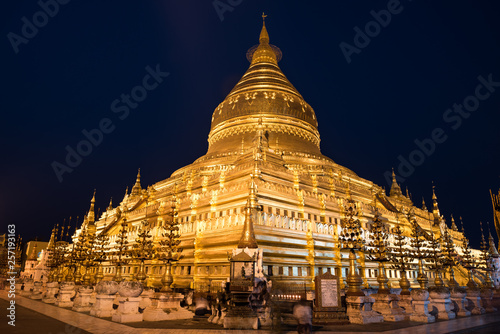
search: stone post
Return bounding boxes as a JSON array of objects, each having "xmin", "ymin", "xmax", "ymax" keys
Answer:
[
  {"xmin": 480, "ymin": 288, "xmax": 497, "ymax": 313},
  {"xmin": 409, "ymin": 289, "xmax": 435, "ymax": 323},
  {"xmin": 345, "ymin": 251, "xmax": 383, "ymax": 324},
  {"xmin": 15, "ymin": 282, "xmax": 23, "ymax": 293},
  {"xmin": 30, "ymin": 281, "xmax": 43, "ymax": 300},
  {"xmin": 143, "ymin": 292, "xmax": 194, "ymax": 321},
  {"xmin": 345, "ymin": 293, "xmax": 384, "ymax": 324},
  {"xmin": 55, "ymin": 281, "xmax": 76, "ymax": 308},
  {"xmin": 449, "ymin": 287, "xmax": 471, "ymax": 317},
  {"xmin": 398, "ymin": 294, "xmax": 412, "ymax": 319},
  {"xmin": 371, "ymin": 293, "xmax": 405, "ymax": 322},
  {"xmin": 140, "ymin": 288, "xmax": 154, "ymax": 310},
  {"xmin": 21, "ymin": 279, "xmax": 34, "ymax": 297},
  {"xmin": 90, "ymin": 281, "xmax": 119, "ymax": 318},
  {"xmin": 112, "ymin": 281, "xmax": 144, "ymax": 323},
  {"xmin": 466, "ymin": 288, "xmax": 485, "ymax": 315},
  {"xmin": 42, "ymin": 281, "xmax": 59, "ymax": 304},
  {"xmin": 428, "ymin": 287, "xmax": 455, "ymax": 320},
  {"xmin": 92, "ymin": 294, "xmax": 116, "ymax": 317},
  {"xmin": 72, "ymin": 285, "xmax": 94, "ymax": 312}
]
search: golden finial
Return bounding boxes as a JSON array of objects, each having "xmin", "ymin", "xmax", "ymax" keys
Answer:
[
  {"xmin": 422, "ymin": 197, "xmax": 427, "ymax": 210},
  {"xmin": 66, "ymin": 216, "xmax": 72, "ymax": 239},
  {"xmin": 131, "ymin": 169, "xmax": 142, "ymax": 195},
  {"xmin": 259, "ymin": 13, "xmax": 270, "ymax": 45}
]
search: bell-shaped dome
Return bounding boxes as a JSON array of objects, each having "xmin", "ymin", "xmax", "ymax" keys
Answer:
[{"xmin": 205, "ymin": 18, "xmax": 323, "ymax": 160}]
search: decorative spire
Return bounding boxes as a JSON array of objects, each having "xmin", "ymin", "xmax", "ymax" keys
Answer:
[
  {"xmin": 248, "ymin": 14, "xmax": 279, "ymax": 65},
  {"xmin": 28, "ymin": 239, "xmax": 38, "ymax": 261},
  {"xmin": 131, "ymin": 169, "xmax": 142, "ymax": 196},
  {"xmin": 87, "ymin": 189, "xmax": 96, "ymax": 224},
  {"xmin": 259, "ymin": 12, "xmax": 269, "ymax": 44},
  {"xmin": 47, "ymin": 227, "xmax": 56, "ymax": 249},
  {"xmin": 252, "ymin": 117, "xmax": 268, "ymax": 160},
  {"xmin": 389, "ymin": 168, "xmax": 403, "ymax": 197},
  {"xmin": 421, "ymin": 197, "xmax": 427, "ymax": 211},
  {"xmin": 238, "ymin": 173, "xmax": 258, "ymax": 249},
  {"xmin": 488, "ymin": 222, "xmax": 500, "ymax": 258},
  {"xmin": 432, "ymin": 183, "xmax": 441, "ymax": 226},
  {"xmin": 480, "ymin": 221, "xmax": 487, "ymax": 249},
  {"xmin": 450, "ymin": 215, "xmax": 458, "ymax": 231},
  {"xmin": 490, "ymin": 189, "xmax": 500, "ymax": 248},
  {"xmin": 60, "ymin": 218, "xmax": 66, "ymax": 240},
  {"xmin": 107, "ymin": 197, "xmax": 113, "ymax": 211},
  {"xmin": 65, "ymin": 217, "xmax": 72, "ymax": 240}
]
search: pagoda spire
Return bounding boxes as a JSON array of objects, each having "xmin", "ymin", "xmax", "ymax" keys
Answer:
[
  {"xmin": 432, "ymin": 183, "xmax": 442, "ymax": 226},
  {"xmin": 87, "ymin": 189, "xmax": 96, "ymax": 225},
  {"xmin": 490, "ymin": 189, "xmax": 500, "ymax": 248},
  {"xmin": 488, "ymin": 222, "xmax": 500, "ymax": 258},
  {"xmin": 131, "ymin": 169, "xmax": 142, "ymax": 195},
  {"xmin": 250, "ymin": 13, "xmax": 278, "ymax": 65},
  {"xmin": 450, "ymin": 215, "xmax": 458, "ymax": 231},
  {"xmin": 107, "ymin": 197, "xmax": 113, "ymax": 211},
  {"xmin": 238, "ymin": 173, "xmax": 258, "ymax": 249},
  {"xmin": 47, "ymin": 227, "xmax": 56, "ymax": 249},
  {"xmin": 421, "ymin": 197, "xmax": 427, "ymax": 211},
  {"xmin": 259, "ymin": 12, "xmax": 269, "ymax": 44},
  {"xmin": 28, "ymin": 239, "xmax": 38, "ymax": 261},
  {"xmin": 389, "ymin": 168, "xmax": 403, "ymax": 197}
]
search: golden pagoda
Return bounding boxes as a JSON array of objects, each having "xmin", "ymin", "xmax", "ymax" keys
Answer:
[{"xmin": 77, "ymin": 17, "xmax": 473, "ymax": 290}]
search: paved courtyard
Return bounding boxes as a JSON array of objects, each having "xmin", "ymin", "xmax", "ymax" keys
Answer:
[{"xmin": 2, "ymin": 291, "xmax": 500, "ymax": 334}]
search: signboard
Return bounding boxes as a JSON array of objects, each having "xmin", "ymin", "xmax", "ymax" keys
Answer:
[
  {"xmin": 320, "ymin": 278, "xmax": 338, "ymax": 307},
  {"xmin": 314, "ymin": 269, "xmax": 342, "ymax": 310},
  {"xmin": 313, "ymin": 269, "xmax": 348, "ymax": 324}
]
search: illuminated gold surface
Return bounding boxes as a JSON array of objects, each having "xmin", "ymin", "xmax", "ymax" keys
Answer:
[{"xmin": 55, "ymin": 18, "xmax": 480, "ymax": 291}]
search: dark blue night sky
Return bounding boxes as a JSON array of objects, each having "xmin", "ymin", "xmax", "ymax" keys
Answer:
[{"xmin": 1, "ymin": 0, "xmax": 500, "ymax": 249}]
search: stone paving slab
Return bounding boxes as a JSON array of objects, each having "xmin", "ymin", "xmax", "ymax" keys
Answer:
[
  {"xmin": 0, "ymin": 298, "xmax": 92, "ymax": 334},
  {"xmin": 2, "ymin": 290, "xmax": 500, "ymax": 334}
]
